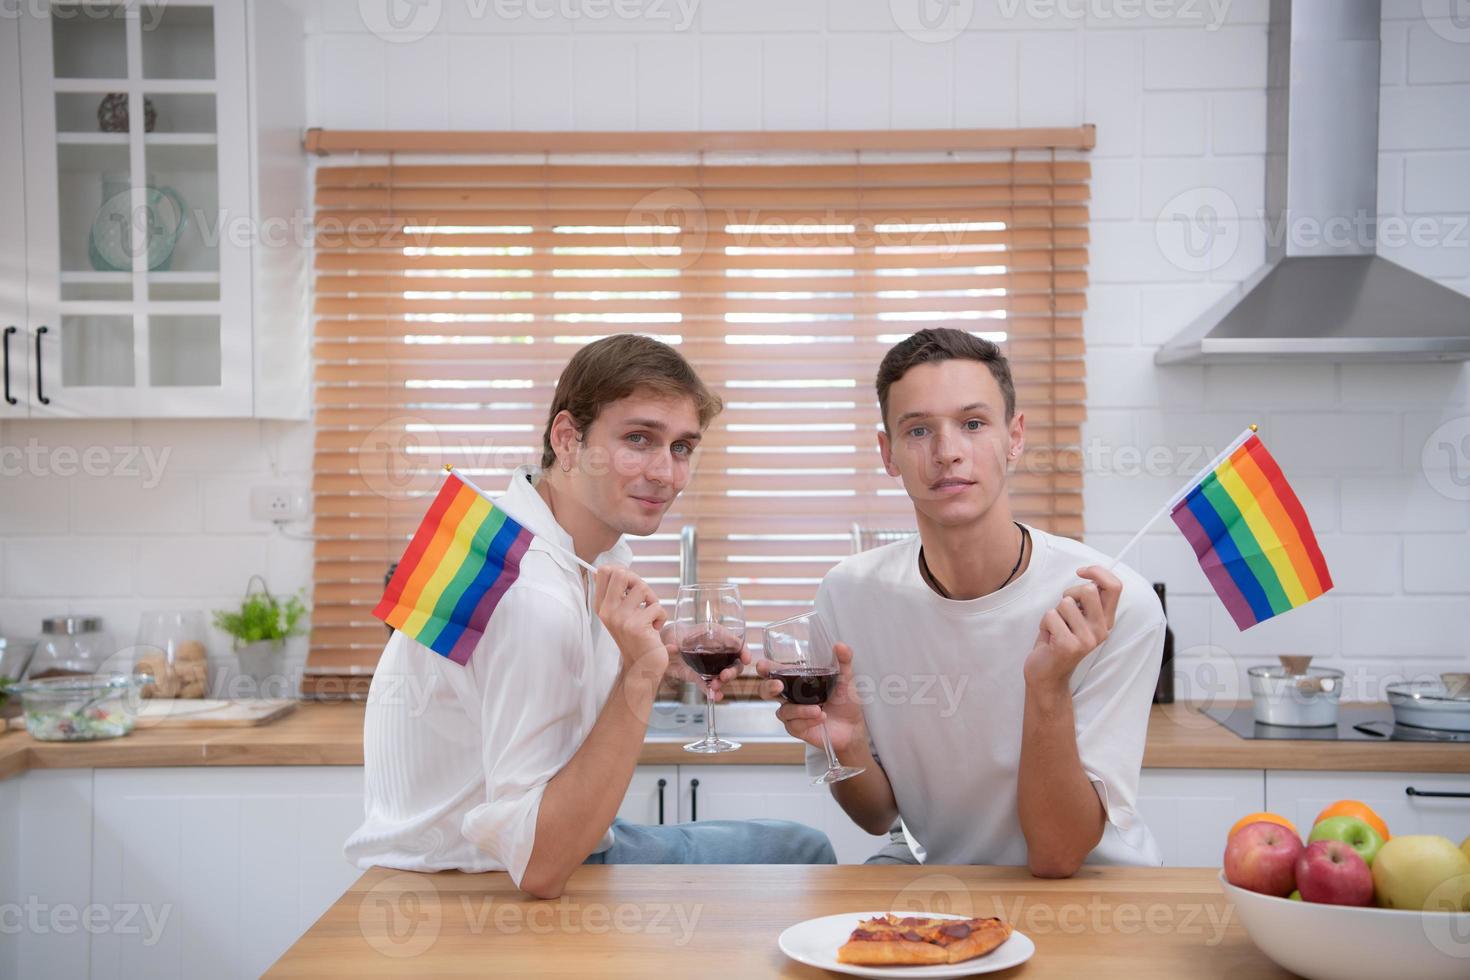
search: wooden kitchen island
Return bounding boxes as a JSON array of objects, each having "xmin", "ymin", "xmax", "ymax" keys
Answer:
[{"xmin": 265, "ymin": 864, "xmax": 1291, "ymax": 978}]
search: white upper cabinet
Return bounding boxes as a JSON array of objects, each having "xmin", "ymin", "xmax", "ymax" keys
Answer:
[{"xmin": 5, "ymin": 0, "xmax": 308, "ymax": 419}]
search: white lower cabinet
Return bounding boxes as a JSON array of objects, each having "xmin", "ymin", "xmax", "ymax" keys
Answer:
[
  {"xmin": 1135, "ymin": 769, "xmax": 1266, "ymax": 867},
  {"xmin": 1265, "ymin": 771, "xmax": 1470, "ymax": 841},
  {"xmin": 675, "ymin": 765, "xmax": 892, "ymax": 865},
  {"xmin": 6, "ymin": 767, "xmax": 364, "ymax": 980},
  {"xmin": 617, "ymin": 765, "xmax": 678, "ymax": 827}
]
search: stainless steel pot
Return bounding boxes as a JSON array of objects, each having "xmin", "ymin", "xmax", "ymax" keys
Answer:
[
  {"xmin": 1386, "ymin": 680, "xmax": 1470, "ymax": 733},
  {"xmin": 1249, "ymin": 663, "xmax": 1343, "ymax": 727}
]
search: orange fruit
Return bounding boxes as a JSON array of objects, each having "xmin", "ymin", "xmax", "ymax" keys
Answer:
[
  {"xmin": 1314, "ymin": 800, "xmax": 1390, "ymax": 842},
  {"xmin": 1228, "ymin": 812, "xmax": 1298, "ymax": 840}
]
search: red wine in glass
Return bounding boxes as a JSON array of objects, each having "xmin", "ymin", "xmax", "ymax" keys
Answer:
[
  {"xmin": 680, "ymin": 639, "xmax": 744, "ymax": 679},
  {"xmin": 770, "ymin": 666, "xmax": 838, "ymax": 705}
]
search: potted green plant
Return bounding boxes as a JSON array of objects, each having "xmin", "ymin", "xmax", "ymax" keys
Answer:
[{"xmin": 212, "ymin": 577, "xmax": 307, "ymax": 692}]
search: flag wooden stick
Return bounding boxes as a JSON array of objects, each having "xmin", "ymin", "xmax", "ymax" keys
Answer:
[
  {"xmin": 445, "ymin": 465, "xmax": 599, "ymax": 574},
  {"xmin": 1105, "ymin": 424, "xmax": 1258, "ymax": 571}
]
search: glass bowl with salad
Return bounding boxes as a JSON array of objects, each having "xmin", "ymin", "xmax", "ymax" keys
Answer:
[{"xmin": 7, "ymin": 673, "xmax": 146, "ymax": 741}]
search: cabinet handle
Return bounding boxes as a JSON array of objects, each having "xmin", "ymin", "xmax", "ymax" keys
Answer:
[
  {"xmin": 1406, "ymin": 786, "xmax": 1470, "ymax": 800},
  {"xmin": 656, "ymin": 777, "xmax": 667, "ymax": 825},
  {"xmin": 34, "ymin": 326, "xmax": 50, "ymax": 405},
  {"xmin": 690, "ymin": 777, "xmax": 699, "ymax": 822},
  {"xmin": 2, "ymin": 327, "xmax": 15, "ymax": 406}
]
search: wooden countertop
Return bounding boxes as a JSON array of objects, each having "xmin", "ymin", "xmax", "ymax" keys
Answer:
[
  {"xmin": 0, "ymin": 701, "xmax": 1467, "ymax": 779},
  {"xmin": 265, "ymin": 864, "xmax": 1290, "ymax": 978}
]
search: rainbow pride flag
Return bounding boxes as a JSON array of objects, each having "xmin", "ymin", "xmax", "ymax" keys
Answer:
[
  {"xmin": 1169, "ymin": 431, "xmax": 1332, "ymax": 630},
  {"xmin": 373, "ymin": 471, "xmax": 535, "ymax": 664}
]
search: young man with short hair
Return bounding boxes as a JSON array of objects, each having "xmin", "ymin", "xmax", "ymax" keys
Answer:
[
  {"xmin": 762, "ymin": 328, "xmax": 1164, "ymax": 876},
  {"xmin": 348, "ymin": 335, "xmax": 834, "ymax": 899}
]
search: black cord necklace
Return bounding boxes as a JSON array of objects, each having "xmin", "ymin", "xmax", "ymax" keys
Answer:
[{"xmin": 920, "ymin": 522, "xmax": 1029, "ymax": 600}]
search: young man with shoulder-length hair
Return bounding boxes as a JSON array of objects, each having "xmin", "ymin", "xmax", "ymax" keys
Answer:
[
  {"xmin": 348, "ymin": 335, "xmax": 834, "ymax": 899},
  {"xmin": 762, "ymin": 327, "xmax": 1164, "ymax": 876}
]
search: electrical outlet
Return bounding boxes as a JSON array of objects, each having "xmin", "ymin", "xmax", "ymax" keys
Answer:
[{"xmin": 250, "ymin": 486, "xmax": 311, "ymax": 523}]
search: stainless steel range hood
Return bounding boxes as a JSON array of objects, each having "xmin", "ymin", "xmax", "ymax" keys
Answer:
[{"xmin": 1154, "ymin": 0, "xmax": 1470, "ymax": 365}]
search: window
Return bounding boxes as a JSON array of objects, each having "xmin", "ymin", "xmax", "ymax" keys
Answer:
[{"xmin": 307, "ymin": 132, "xmax": 1091, "ymax": 679}]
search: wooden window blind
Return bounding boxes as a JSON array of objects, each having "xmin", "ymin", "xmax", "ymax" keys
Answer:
[{"xmin": 308, "ymin": 132, "xmax": 1090, "ymax": 679}]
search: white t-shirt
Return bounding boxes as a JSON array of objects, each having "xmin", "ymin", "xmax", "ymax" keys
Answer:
[
  {"xmin": 808, "ymin": 526, "xmax": 1166, "ymax": 868},
  {"xmin": 343, "ymin": 466, "xmax": 631, "ymax": 886}
]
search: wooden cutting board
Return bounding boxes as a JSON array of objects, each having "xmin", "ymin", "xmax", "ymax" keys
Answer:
[{"xmin": 7, "ymin": 698, "xmax": 297, "ymax": 730}]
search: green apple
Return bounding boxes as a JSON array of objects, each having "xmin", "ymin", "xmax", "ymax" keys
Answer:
[
  {"xmin": 1309, "ymin": 815, "xmax": 1385, "ymax": 867},
  {"xmin": 1372, "ymin": 835, "xmax": 1470, "ymax": 912},
  {"xmin": 1288, "ymin": 890, "xmax": 1302, "ymax": 901}
]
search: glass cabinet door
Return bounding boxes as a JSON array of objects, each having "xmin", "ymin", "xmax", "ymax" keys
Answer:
[
  {"xmin": 22, "ymin": 0, "xmax": 251, "ymax": 417},
  {"xmin": 1, "ymin": 13, "xmax": 29, "ymax": 416}
]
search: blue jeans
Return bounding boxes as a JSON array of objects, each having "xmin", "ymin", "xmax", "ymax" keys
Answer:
[{"xmin": 584, "ymin": 817, "xmax": 836, "ymax": 865}]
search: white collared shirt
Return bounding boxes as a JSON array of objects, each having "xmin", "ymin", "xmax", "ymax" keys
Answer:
[
  {"xmin": 344, "ymin": 466, "xmax": 633, "ymax": 885},
  {"xmin": 807, "ymin": 527, "xmax": 1166, "ymax": 868}
]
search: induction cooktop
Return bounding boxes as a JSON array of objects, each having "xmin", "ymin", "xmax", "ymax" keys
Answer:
[{"xmin": 1201, "ymin": 704, "xmax": 1470, "ymax": 742}]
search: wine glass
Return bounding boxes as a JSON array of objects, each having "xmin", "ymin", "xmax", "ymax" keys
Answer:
[
  {"xmin": 675, "ymin": 583, "xmax": 745, "ymax": 755},
  {"xmin": 763, "ymin": 610, "xmax": 865, "ymax": 785}
]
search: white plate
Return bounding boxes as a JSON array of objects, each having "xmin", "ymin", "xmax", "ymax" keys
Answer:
[{"xmin": 777, "ymin": 912, "xmax": 1035, "ymax": 978}]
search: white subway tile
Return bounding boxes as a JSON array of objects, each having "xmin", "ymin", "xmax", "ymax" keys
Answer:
[
  {"xmin": 1084, "ymin": 282, "xmax": 1141, "ymax": 345},
  {"xmin": 637, "ymin": 39, "xmax": 700, "ymax": 129},
  {"xmin": 1403, "ymin": 153, "xmax": 1470, "ymax": 213},
  {"xmin": 137, "ymin": 539, "xmax": 272, "ymax": 599},
  {"xmin": 1341, "ymin": 475, "xmax": 1470, "ymax": 533},
  {"xmin": 701, "ymin": 0, "xmax": 824, "ymax": 32},
  {"xmin": 1408, "ymin": 23, "xmax": 1470, "ymax": 84},
  {"xmin": 825, "ymin": 0, "xmax": 898, "ymax": 32},
  {"xmin": 202, "ymin": 477, "xmax": 267, "ymax": 535},
  {"xmin": 1376, "ymin": 152, "xmax": 1405, "ymax": 219},
  {"xmin": 447, "ymin": 37, "xmax": 514, "ymax": 128},
  {"xmin": 1143, "ymin": 26, "xmax": 1266, "ymax": 91},
  {"xmin": 1404, "ymin": 409, "xmax": 1470, "ymax": 473},
  {"xmin": 954, "ymin": 34, "xmax": 1017, "ymax": 128},
  {"xmin": 891, "ymin": 37, "xmax": 954, "ymax": 128},
  {"xmin": 827, "ymin": 36, "xmax": 891, "ymax": 129},
  {"xmin": 571, "ymin": 38, "xmax": 637, "ymax": 129},
  {"xmin": 700, "ymin": 37, "xmax": 761, "ymax": 129},
  {"xmin": 313, "ymin": 35, "xmax": 386, "ymax": 129},
  {"xmin": 1089, "ymin": 220, "xmax": 1198, "ymax": 284},
  {"xmin": 1083, "ymin": 472, "xmax": 1187, "ymax": 532},
  {"xmin": 1083, "ymin": 32, "xmax": 1142, "ymax": 157},
  {"xmin": 1207, "ymin": 591, "xmax": 1339, "ymax": 664},
  {"xmin": 1142, "ymin": 92, "xmax": 1206, "ymax": 157},
  {"xmin": 1342, "ymin": 362, "xmax": 1470, "ymax": 407},
  {"xmin": 4, "ymin": 538, "xmax": 138, "ymax": 598},
  {"xmin": 1136, "ymin": 532, "xmax": 1215, "ymax": 597},
  {"xmin": 444, "ymin": 0, "xmax": 574, "ymax": 33},
  {"xmin": 0, "ymin": 474, "xmax": 69, "ymax": 535},
  {"xmin": 1380, "ymin": 19, "xmax": 1408, "ymax": 85},
  {"xmin": 512, "ymin": 37, "xmax": 574, "ymax": 129},
  {"xmin": 1403, "ymin": 534, "xmax": 1470, "ymax": 593},
  {"xmin": 1088, "ymin": 158, "xmax": 1140, "ymax": 221},
  {"xmin": 1341, "ymin": 598, "xmax": 1470, "ymax": 659},
  {"xmin": 72, "ymin": 474, "xmax": 202, "ymax": 535},
  {"xmin": 386, "ymin": 36, "xmax": 448, "ymax": 129},
  {"xmin": 133, "ymin": 421, "xmax": 268, "ymax": 474},
  {"xmin": 1200, "ymin": 363, "xmax": 1338, "ymax": 410},
  {"xmin": 1017, "ymin": 33, "xmax": 1078, "ymax": 125},
  {"xmin": 1085, "ymin": 345, "xmax": 1205, "ymax": 408},
  {"xmin": 1139, "ymin": 282, "xmax": 1232, "ymax": 346},
  {"xmin": 763, "ymin": 37, "xmax": 825, "ymax": 130},
  {"xmin": 1210, "ymin": 90, "xmax": 1266, "ymax": 155},
  {"xmin": 1317, "ymin": 535, "xmax": 1400, "ymax": 595},
  {"xmin": 570, "ymin": 0, "xmax": 701, "ymax": 32},
  {"xmin": 1266, "ymin": 412, "xmax": 1399, "ymax": 474},
  {"xmin": 1138, "ymin": 157, "xmax": 1263, "ymax": 222},
  {"xmin": 1380, "ymin": 85, "xmax": 1470, "ymax": 150}
]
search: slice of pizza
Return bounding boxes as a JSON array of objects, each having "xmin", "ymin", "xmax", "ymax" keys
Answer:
[{"xmin": 836, "ymin": 913, "xmax": 1013, "ymax": 966}]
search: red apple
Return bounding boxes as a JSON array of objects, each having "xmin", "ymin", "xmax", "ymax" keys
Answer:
[
  {"xmin": 1295, "ymin": 839, "xmax": 1374, "ymax": 906},
  {"xmin": 1224, "ymin": 821, "xmax": 1305, "ymax": 897}
]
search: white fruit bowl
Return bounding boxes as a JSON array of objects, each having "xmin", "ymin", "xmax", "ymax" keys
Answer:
[{"xmin": 1220, "ymin": 871, "xmax": 1470, "ymax": 980}]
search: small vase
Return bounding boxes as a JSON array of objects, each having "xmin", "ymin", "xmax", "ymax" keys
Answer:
[{"xmin": 234, "ymin": 640, "xmax": 285, "ymax": 695}]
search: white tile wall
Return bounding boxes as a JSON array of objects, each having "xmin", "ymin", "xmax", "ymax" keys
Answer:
[
  {"xmin": 6, "ymin": 3, "xmax": 1466, "ymax": 703},
  {"xmin": 0, "ymin": 419, "xmax": 314, "ymax": 689}
]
